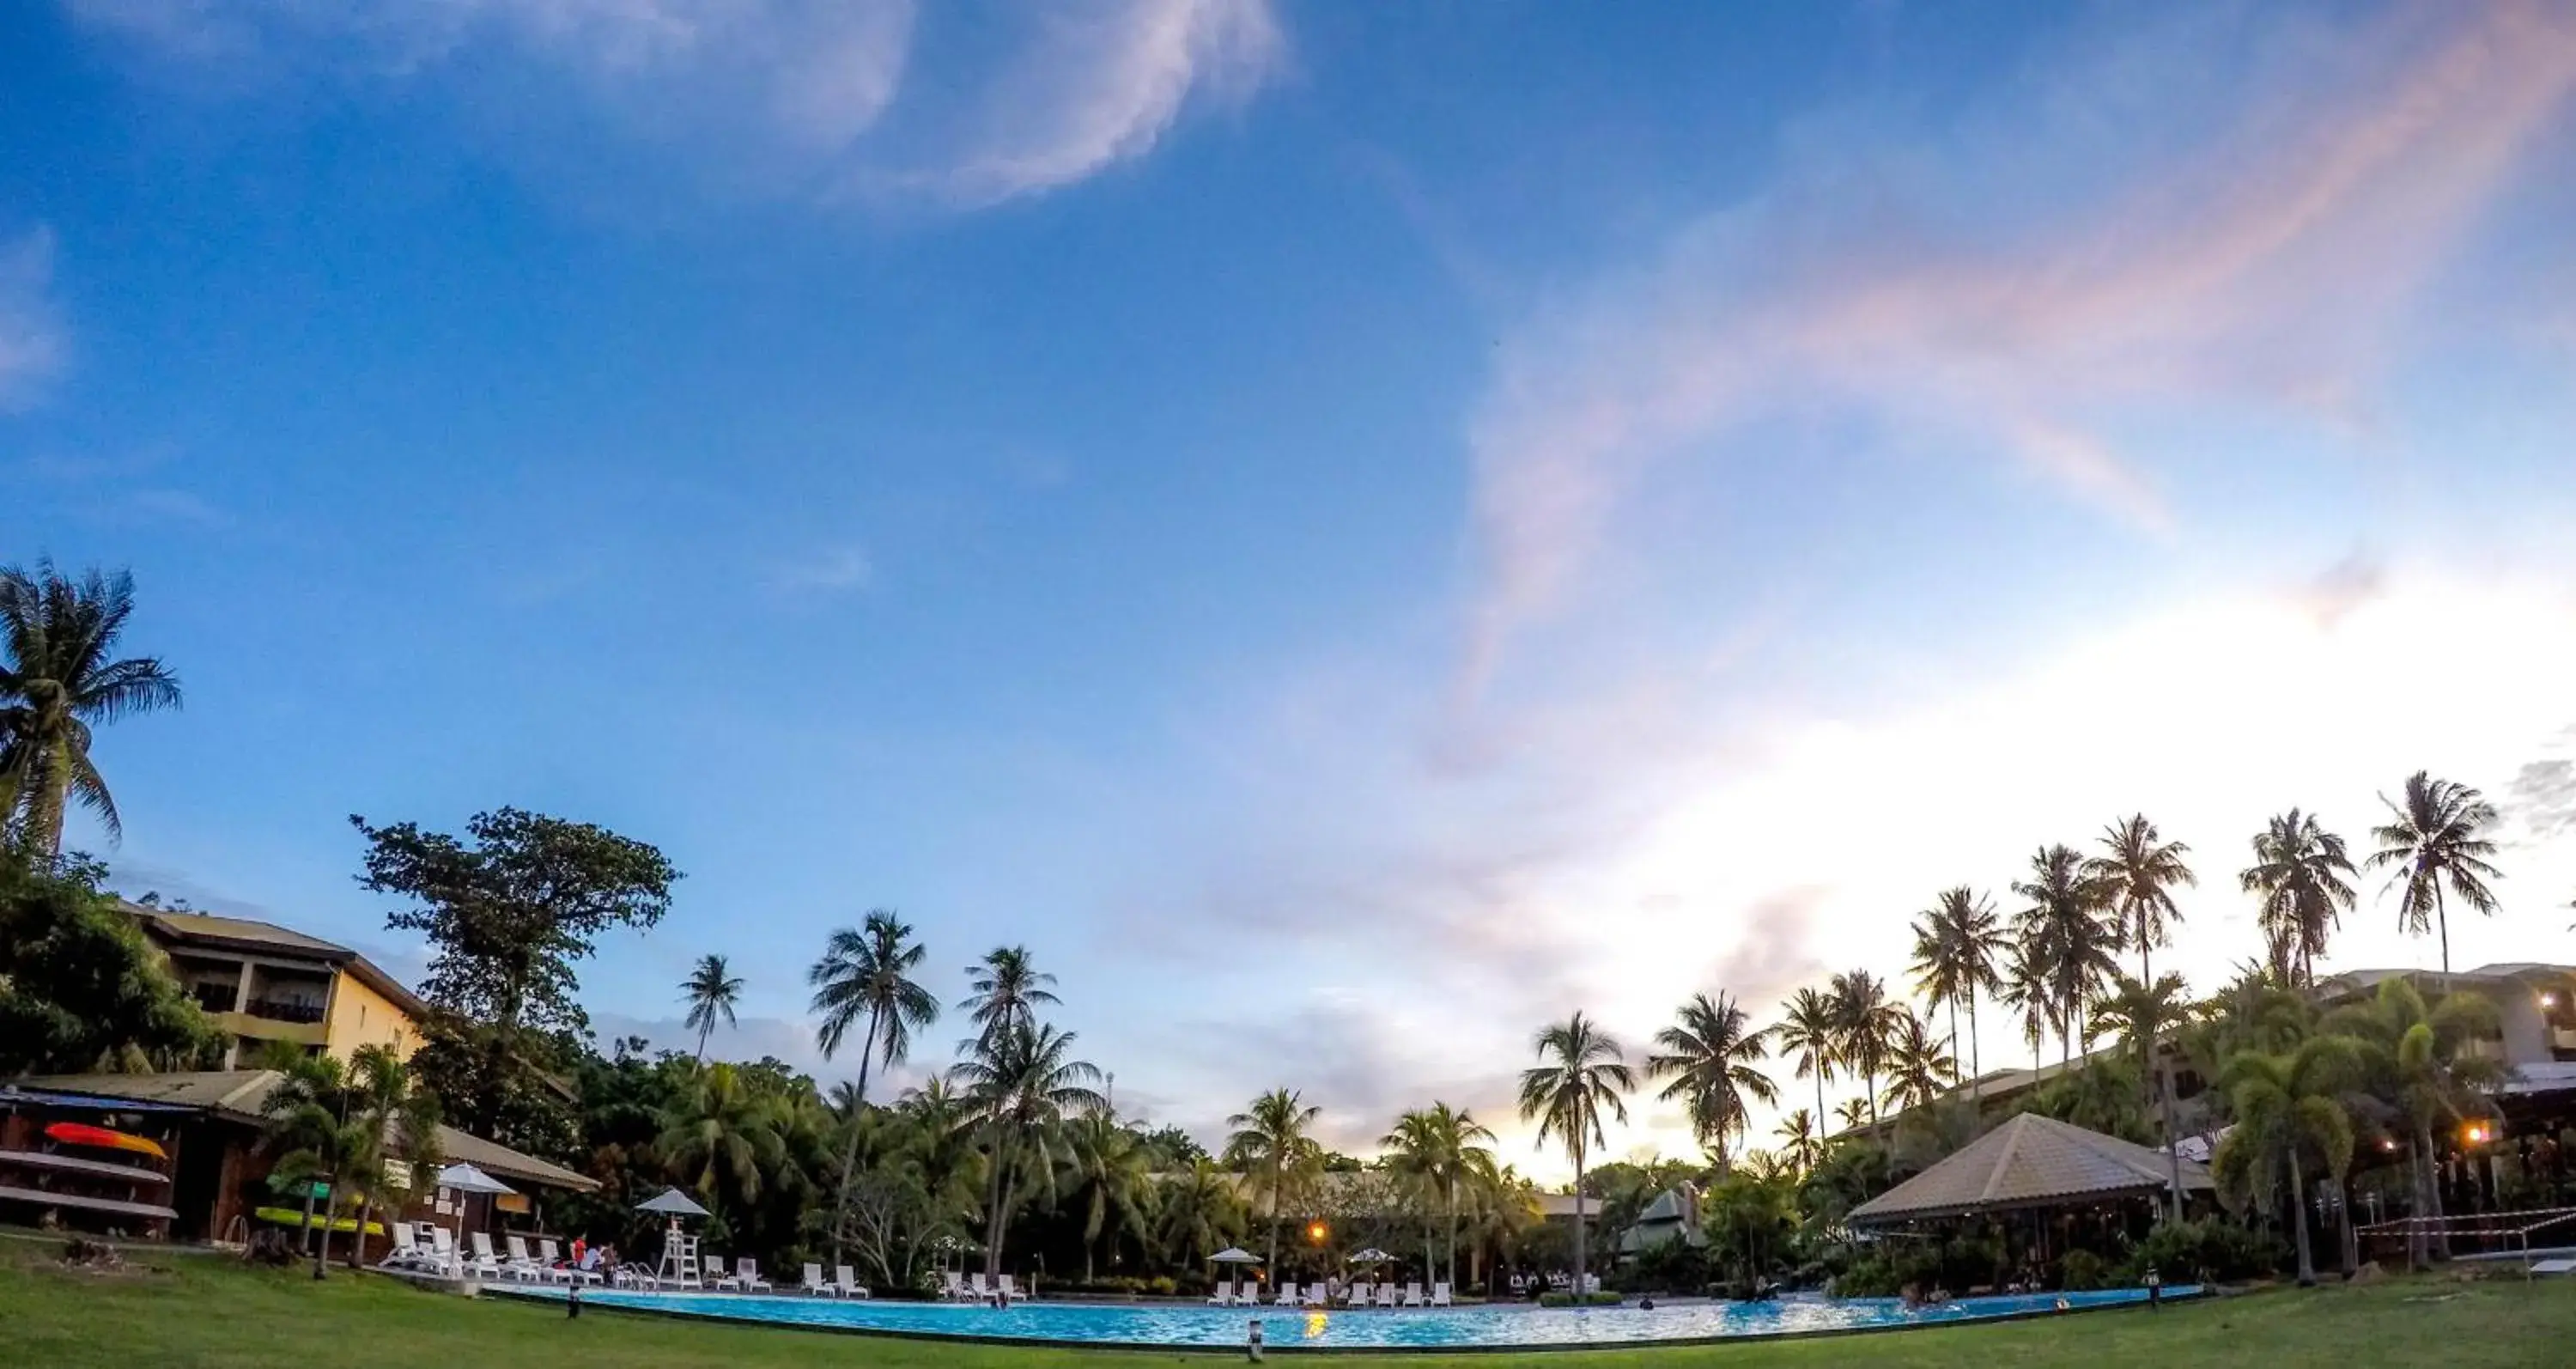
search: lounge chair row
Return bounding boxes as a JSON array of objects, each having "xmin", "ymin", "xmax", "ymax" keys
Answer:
[
  {"xmin": 1206, "ymin": 1279, "xmax": 1451, "ymax": 1307},
  {"xmin": 377, "ymin": 1226, "xmax": 865, "ymax": 1297},
  {"xmin": 938, "ymin": 1270, "xmax": 1023, "ymax": 1301}
]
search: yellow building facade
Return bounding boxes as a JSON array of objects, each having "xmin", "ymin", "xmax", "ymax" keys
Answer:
[{"xmin": 122, "ymin": 904, "xmax": 427, "ymax": 1066}]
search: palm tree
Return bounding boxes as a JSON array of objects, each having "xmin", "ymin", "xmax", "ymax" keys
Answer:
[
  {"xmin": 809, "ymin": 911, "xmax": 941, "ymax": 1264},
  {"xmin": 1877, "ymin": 1008, "xmax": 1957, "ymax": 1113},
  {"xmin": 1833, "ymin": 1097, "xmax": 1874, "ymax": 1132},
  {"xmin": 1157, "ymin": 1155, "xmax": 1249, "ymax": 1269},
  {"xmin": 1224, "ymin": 1087, "xmax": 1322, "ymax": 1274},
  {"xmin": 1999, "ymin": 934, "xmax": 2056, "ymax": 1074},
  {"xmin": 342, "ymin": 1045, "xmax": 440, "ymax": 1271},
  {"xmin": 1828, "ymin": 970, "xmax": 1901, "ymax": 1127},
  {"xmin": 258, "ymin": 1051, "xmax": 368, "ymax": 1281},
  {"xmin": 0, "ymin": 561, "xmax": 182, "ymax": 858},
  {"xmin": 2015, "ymin": 844, "xmax": 2119, "ymax": 1065},
  {"xmin": 2085, "ymin": 814, "xmax": 2196, "ymax": 984},
  {"xmin": 2241, "ymin": 809, "xmax": 2359, "ymax": 987},
  {"xmin": 1771, "ymin": 1108, "xmax": 1821, "ymax": 1177},
  {"xmin": 1910, "ymin": 887, "xmax": 2008, "ymax": 1098},
  {"xmin": 1382, "ymin": 1103, "xmax": 1495, "ymax": 1289},
  {"xmin": 681, "ymin": 954, "xmax": 744, "ymax": 1064},
  {"xmin": 2210, "ymin": 1036, "xmax": 2360, "ymax": 1287},
  {"xmin": 1062, "ymin": 1110, "xmax": 1157, "ymax": 1282},
  {"xmin": 1516, "ymin": 1011, "xmax": 1634, "ymax": 1302},
  {"xmin": 2093, "ymin": 971, "xmax": 2193, "ymax": 1220},
  {"xmin": 658, "ymin": 1061, "xmax": 788, "ymax": 1208},
  {"xmin": 951, "ymin": 1020, "xmax": 1105, "ymax": 1279},
  {"xmin": 1771, "ymin": 988, "xmax": 1842, "ymax": 1135},
  {"xmin": 962, "ymin": 945, "xmax": 1060, "ymax": 1050},
  {"xmin": 2323, "ymin": 977, "xmax": 2503, "ymax": 1267},
  {"xmin": 1646, "ymin": 991, "xmax": 1778, "ymax": 1174},
  {"xmin": 2369, "ymin": 771, "xmax": 2504, "ymax": 983}
]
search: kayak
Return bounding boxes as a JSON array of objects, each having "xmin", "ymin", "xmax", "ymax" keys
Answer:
[
  {"xmin": 253, "ymin": 1206, "xmax": 386, "ymax": 1237},
  {"xmin": 43, "ymin": 1123, "xmax": 168, "ymax": 1161}
]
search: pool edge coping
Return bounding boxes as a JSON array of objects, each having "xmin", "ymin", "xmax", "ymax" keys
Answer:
[{"xmin": 489, "ymin": 1283, "xmax": 2211, "ymax": 1355}]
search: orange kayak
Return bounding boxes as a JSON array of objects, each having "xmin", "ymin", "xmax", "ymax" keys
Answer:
[{"xmin": 44, "ymin": 1123, "xmax": 168, "ymax": 1161}]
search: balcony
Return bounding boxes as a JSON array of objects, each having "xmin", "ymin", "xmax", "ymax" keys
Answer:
[
  {"xmin": 243, "ymin": 997, "xmax": 327, "ymax": 1025},
  {"xmin": 189, "ymin": 983, "xmax": 240, "ymax": 1013}
]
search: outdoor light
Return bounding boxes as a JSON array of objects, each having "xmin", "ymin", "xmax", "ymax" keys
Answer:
[
  {"xmin": 1308, "ymin": 1222, "xmax": 1328, "ymax": 1244},
  {"xmin": 2545, "ymin": 993, "xmax": 2560, "ymax": 1009}
]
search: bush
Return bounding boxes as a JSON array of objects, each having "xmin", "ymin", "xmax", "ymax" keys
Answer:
[
  {"xmin": 2113, "ymin": 1218, "xmax": 2283, "ymax": 1286},
  {"xmin": 2059, "ymin": 1250, "xmax": 2110, "ymax": 1292},
  {"xmin": 1536, "ymin": 1291, "xmax": 1624, "ymax": 1307}
]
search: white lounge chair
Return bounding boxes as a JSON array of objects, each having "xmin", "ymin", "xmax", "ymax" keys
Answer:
[
  {"xmin": 427, "ymin": 1227, "xmax": 465, "ymax": 1277},
  {"xmin": 465, "ymin": 1232, "xmax": 506, "ymax": 1280},
  {"xmin": 1401, "ymin": 1281, "xmax": 1425, "ymax": 1307},
  {"xmin": 734, "ymin": 1257, "xmax": 772, "ymax": 1293},
  {"xmin": 501, "ymin": 1234, "xmax": 543, "ymax": 1282},
  {"xmin": 1337, "ymin": 1281, "xmax": 1366, "ymax": 1307},
  {"xmin": 1272, "ymin": 1281, "xmax": 1298, "ymax": 1306},
  {"xmin": 835, "ymin": 1264, "xmax": 871, "ymax": 1299},
  {"xmin": 1431, "ymin": 1281, "xmax": 1452, "ymax": 1307},
  {"xmin": 939, "ymin": 1270, "xmax": 965, "ymax": 1300},
  {"xmin": 380, "ymin": 1224, "xmax": 424, "ymax": 1270},
  {"xmin": 997, "ymin": 1274, "xmax": 1020, "ymax": 1302},
  {"xmin": 706, "ymin": 1251, "xmax": 736, "ymax": 1289},
  {"xmin": 1206, "ymin": 1279, "xmax": 1235, "ymax": 1305},
  {"xmin": 1303, "ymin": 1282, "xmax": 1328, "ymax": 1307},
  {"xmin": 802, "ymin": 1263, "xmax": 836, "ymax": 1296},
  {"xmin": 2532, "ymin": 1258, "xmax": 2576, "ymax": 1275},
  {"xmin": 1375, "ymin": 1281, "xmax": 1400, "ymax": 1308},
  {"xmin": 966, "ymin": 1271, "xmax": 990, "ymax": 1301}
]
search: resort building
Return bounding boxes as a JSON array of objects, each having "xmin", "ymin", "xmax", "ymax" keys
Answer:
[{"xmin": 120, "ymin": 902, "xmax": 427, "ymax": 1067}]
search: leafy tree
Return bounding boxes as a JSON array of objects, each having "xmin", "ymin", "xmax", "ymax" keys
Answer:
[
  {"xmin": 0, "ymin": 560, "xmax": 182, "ymax": 858},
  {"xmin": 658, "ymin": 1061, "xmax": 788, "ymax": 1210},
  {"xmin": 1771, "ymin": 988, "xmax": 1842, "ymax": 1137},
  {"xmin": 352, "ymin": 806, "xmax": 677, "ymax": 1147},
  {"xmin": 2323, "ymin": 977, "xmax": 2502, "ymax": 1267},
  {"xmin": 258, "ymin": 1050, "xmax": 377, "ymax": 1281},
  {"xmin": 2084, "ymin": 814, "xmax": 2196, "ymax": 984},
  {"xmin": 1516, "ymin": 1011, "xmax": 1633, "ymax": 1302},
  {"xmin": 2368, "ymin": 771, "xmax": 2503, "ymax": 982},
  {"xmin": 2240, "ymin": 809, "xmax": 2357, "ymax": 986},
  {"xmin": 2093, "ymin": 971, "xmax": 2194, "ymax": 1220},
  {"xmin": 681, "ymin": 954, "xmax": 743, "ymax": 1064},
  {"xmin": 809, "ymin": 911, "xmax": 940, "ymax": 1263},
  {"xmin": 1827, "ymin": 970, "xmax": 1901, "ymax": 1127},
  {"xmin": 0, "ymin": 857, "xmax": 216, "ymax": 1073},
  {"xmin": 1909, "ymin": 887, "xmax": 2007, "ymax": 1098},
  {"xmin": 1647, "ymin": 991, "xmax": 1777, "ymax": 1174},
  {"xmin": 1877, "ymin": 1008, "xmax": 1957, "ymax": 1113},
  {"xmin": 1224, "ymin": 1087, "xmax": 1323, "ymax": 1273},
  {"xmin": 341, "ymin": 1045, "xmax": 442, "ymax": 1270},
  {"xmin": 951, "ymin": 1020, "xmax": 1104, "ymax": 1279},
  {"xmin": 2211, "ymin": 1037, "xmax": 2360, "ymax": 1287}
]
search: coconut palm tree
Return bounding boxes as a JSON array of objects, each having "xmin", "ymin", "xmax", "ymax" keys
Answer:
[
  {"xmin": 1647, "ymin": 991, "xmax": 1778, "ymax": 1174},
  {"xmin": 1516, "ymin": 1011, "xmax": 1634, "ymax": 1302},
  {"xmin": 1909, "ymin": 887, "xmax": 2008, "ymax": 1098},
  {"xmin": 809, "ymin": 911, "xmax": 942, "ymax": 1263},
  {"xmin": 681, "ymin": 954, "xmax": 744, "ymax": 1064},
  {"xmin": 1771, "ymin": 1108, "xmax": 1821, "ymax": 1177},
  {"xmin": 962, "ymin": 945, "xmax": 1061, "ymax": 1050},
  {"xmin": 1877, "ymin": 1009, "xmax": 1957, "ymax": 1113},
  {"xmin": 258, "ymin": 1051, "xmax": 369, "ymax": 1280},
  {"xmin": 658, "ymin": 1061, "xmax": 789, "ymax": 1208},
  {"xmin": 1157, "ymin": 1155, "xmax": 1249, "ymax": 1269},
  {"xmin": 1062, "ymin": 1110, "xmax": 1158, "ymax": 1282},
  {"xmin": 342, "ymin": 1045, "xmax": 440, "ymax": 1271},
  {"xmin": 2369, "ymin": 771, "xmax": 2504, "ymax": 983},
  {"xmin": 2093, "ymin": 971, "xmax": 2194, "ymax": 1220},
  {"xmin": 1833, "ymin": 1097, "xmax": 1874, "ymax": 1132},
  {"xmin": 2015, "ymin": 844, "xmax": 2119, "ymax": 1065},
  {"xmin": 1998, "ymin": 934, "xmax": 2056, "ymax": 1074},
  {"xmin": 2210, "ymin": 1036, "xmax": 2360, "ymax": 1287},
  {"xmin": 2241, "ymin": 809, "xmax": 2358, "ymax": 987},
  {"xmin": 2322, "ymin": 977, "xmax": 2504, "ymax": 1268},
  {"xmin": 1828, "ymin": 970, "xmax": 1902, "ymax": 1128},
  {"xmin": 1772, "ymin": 988, "xmax": 1842, "ymax": 1135},
  {"xmin": 951, "ymin": 1020, "xmax": 1106, "ymax": 1279},
  {"xmin": 2085, "ymin": 814, "xmax": 2196, "ymax": 984},
  {"xmin": 1224, "ymin": 1087, "xmax": 1322, "ymax": 1274},
  {"xmin": 1382, "ymin": 1102, "xmax": 1495, "ymax": 1289},
  {"xmin": 0, "ymin": 561, "xmax": 183, "ymax": 858}
]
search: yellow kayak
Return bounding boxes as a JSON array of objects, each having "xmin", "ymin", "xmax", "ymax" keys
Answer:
[{"xmin": 252, "ymin": 1207, "xmax": 386, "ymax": 1237}]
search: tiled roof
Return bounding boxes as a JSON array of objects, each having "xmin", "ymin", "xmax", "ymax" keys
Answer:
[{"xmin": 1846, "ymin": 1113, "xmax": 2210, "ymax": 1226}]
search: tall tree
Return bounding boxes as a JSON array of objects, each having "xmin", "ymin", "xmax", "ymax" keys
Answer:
[
  {"xmin": 0, "ymin": 856, "xmax": 216, "ymax": 1074},
  {"xmin": 1062, "ymin": 1110, "xmax": 1158, "ymax": 1282},
  {"xmin": 810, "ymin": 911, "xmax": 942, "ymax": 1264},
  {"xmin": 1877, "ymin": 1008, "xmax": 1958, "ymax": 1113},
  {"xmin": 1516, "ymin": 1011, "xmax": 1633, "ymax": 1304},
  {"xmin": 2093, "ymin": 971, "xmax": 2194, "ymax": 1220},
  {"xmin": 2014, "ymin": 844, "xmax": 2118, "ymax": 1066},
  {"xmin": 1771, "ymin": 988, "xmax": 1841, "ymax": 1135},
  {"xmin": 2323, "ymin": 977, "xmax": 2503, "ymax": 1268},
  {"xmin": 1909, "ymin": 887, "xmax": 2008, "ymax": 1098},
  {"xmin": 1827, "ymin": 970, "xmax": 1901, "ymax": 1128},
  {"xmin": 2369, "ymin": 771, "xmax": 2504, "ymax": 983},
  {"xmin": 343, "ymin": 1044, "xmax": 441, "ymax": 1271},
  {"xmin": 951, "ymin": 1020, "xmax": 1104, "ymax": 1279},
  {"xmin": 258, "ymin": 1051, "xmax": 374, "ymax": 1281},
  {"xmin": 1157, "ymin": 1156, "xmax": 1250, "ymax": 1269},
  {"xmin": 1224, "ymin": 1087, "xmax": 1323, "ymax": 1275},
  {"xmin": 2241, "ymin": 809, "xmax": 2358, "ymax": 987},
  {"xmin": 1998, "ymin": 934, "xmax": 2056, "ymax": 1074},
  {"xmin": 1646, "ymin": 991, "xmax": 1777, "ymax": 1174},
  {"xmin": 352, "ymin": 807, "xmax": 677, "ymax": 1146},
  {"xmin": 657, "ymin": 1061, "xmax": 788, "ymax": 1208},
  {"xmin": 681, "ymin": 954, "xmax": 744, "ymax": 1064},
  {"xmin": 2085, "ymin": 814, "xmax": 2196, "ymax": 984},
  {"xmin": 961, "ymin": 946, "xmax": 1059, "ymax": 1050},
  {"xmin": 2210, "ymin": 1037, "xmax": 2360, "ymax": 1287},
  {"xmin": 1771, "ymin": 1108, "xmax": 1821, "ymax": 1176},
  {"xmin": 0, "ymin": 560, "xmax": 182, "ymax": 859}
]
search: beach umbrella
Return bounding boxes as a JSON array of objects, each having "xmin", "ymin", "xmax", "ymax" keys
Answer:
[
  {"xmin": 1348, "ymin": 1248, "xmax": 1392, "ymax": 1264},
  {"xmin": 1211, "ymin": 1246, "xmax": 1261, "ymax": 1292},
  {"xmin": 635, "ymin": 1187, "xmax": 710, "ymax": 1218},
  {"xmin": 434, "ymin": 1163, "xmax": 516, "ymax": 1264}
]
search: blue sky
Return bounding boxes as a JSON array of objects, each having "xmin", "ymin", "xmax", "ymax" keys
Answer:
[{"xmin": 8, "ymin": 0, "xmax": 2576, "ymax": 1170}]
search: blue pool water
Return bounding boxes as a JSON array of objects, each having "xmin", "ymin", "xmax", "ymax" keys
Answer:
[{"xmin": 507, "ymin": 1284, "xmax": 2198, "ymax": 1350}]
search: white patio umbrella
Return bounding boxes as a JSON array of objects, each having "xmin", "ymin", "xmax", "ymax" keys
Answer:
[
  {"xmin": 1347, "ymin": 1247, "xmax": 1392, "ymax": 1265},
  {"xmin": 1211, "ymin": 1246, "xmax": 1261, "ymax": 1294},
  {"xmin": 434, "ymin": 1163, "xmax": 517, "ymax": 1269},
  {"xmin": 635, "ymin": 1187, "xmax": 710, "ymax": 1217},
  {"xmin": 639, "ymin": 1187, "xmax": 712, "ymax": 1282}
]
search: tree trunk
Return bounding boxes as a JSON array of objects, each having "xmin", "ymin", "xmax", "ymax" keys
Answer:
[
  {"xmin": 829, "ymin": 1009, "xmax": 883, "ymax": 1267},
  {"xmin": 351, "ymin": 1195, "xmax": 372, "ymax": 1270},
  {"xmin": 1813, "ymin": 1074, "xmax": 1826, "ymax": 1139},
  {"xmin": 20, "ymin": 733, "xmax": 67, "ymax": 859},
  {"xmin": 1967, "ymin": 986, "xmax": 1984, "ymax": 1104},
  {"xmin": 297, "ymin": 1178, "xmax": 320, "ymax": 1256},
  {"xmin": 2404, "ymin": 1136, "xmax": 2428, "ymax": 1270},
  {"xmin": 1571, "ymin": 1142, "xmax": 1589, "ymax": 1303},
  {"xmin": 2418, "ymin": 1122, "xmax": 2451, "ymax": 1260},
  {"xmin": 1267, "ymin": 1169, "xmax": 1282, "ymax": 1272},
  {"xmin": 313, "ymin": 1180, "xmax": 340, "ymax": 1281},
  {"xmin": 2435, "ymin": 884, "xmax": 2451, "ymax": 987},
  {"xmin": 1445, "ymin": 1177, "xmax": 1458, "ymax": 1292},
  {"xmin": 2156, "ymin": 1058, "xmax": 2184, "ymax": 1223},
  {"xmin": 2339, "ymin": 1174, "xmax": 2359, "ymax": 1277},
  {"xmin": 2288, "ymin": 1152, "xmax": 2316, "ymax": 1288}
]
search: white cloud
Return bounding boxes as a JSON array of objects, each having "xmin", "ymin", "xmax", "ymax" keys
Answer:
[
  {"xmin": 769, "ymin": 543, "xmax": 872, "ymax": 593},
  {"xmin": 0, "ymin": 228, "xmax": 64, "ymax": 410},
  {"xmin": 71, "ymin": 0, "xmax": 1284, "ymax": 208},
  {"xmin": 1462, "ymin": 1, "xmax": 2576, "ymax": 689}
]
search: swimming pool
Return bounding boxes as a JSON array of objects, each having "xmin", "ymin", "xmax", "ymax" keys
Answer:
[{"xmin": 506, "ymin": 1284, "xmax": 2199, "ymax": 1351}]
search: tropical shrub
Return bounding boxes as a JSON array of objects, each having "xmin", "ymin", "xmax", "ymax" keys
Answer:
[
  {"xmin": 2114, "ymin": 1218, "xmax": 2284, "ymax": 1285},
  {"xmin": 2058, "ymin": 1249, "xmax": 2111, "ymax": 1291}
]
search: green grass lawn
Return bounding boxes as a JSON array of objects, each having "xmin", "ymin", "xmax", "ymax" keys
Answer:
[{"xmin": 4, "ymin": 1238, "xmax": 2572, "ymax": 1368}]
